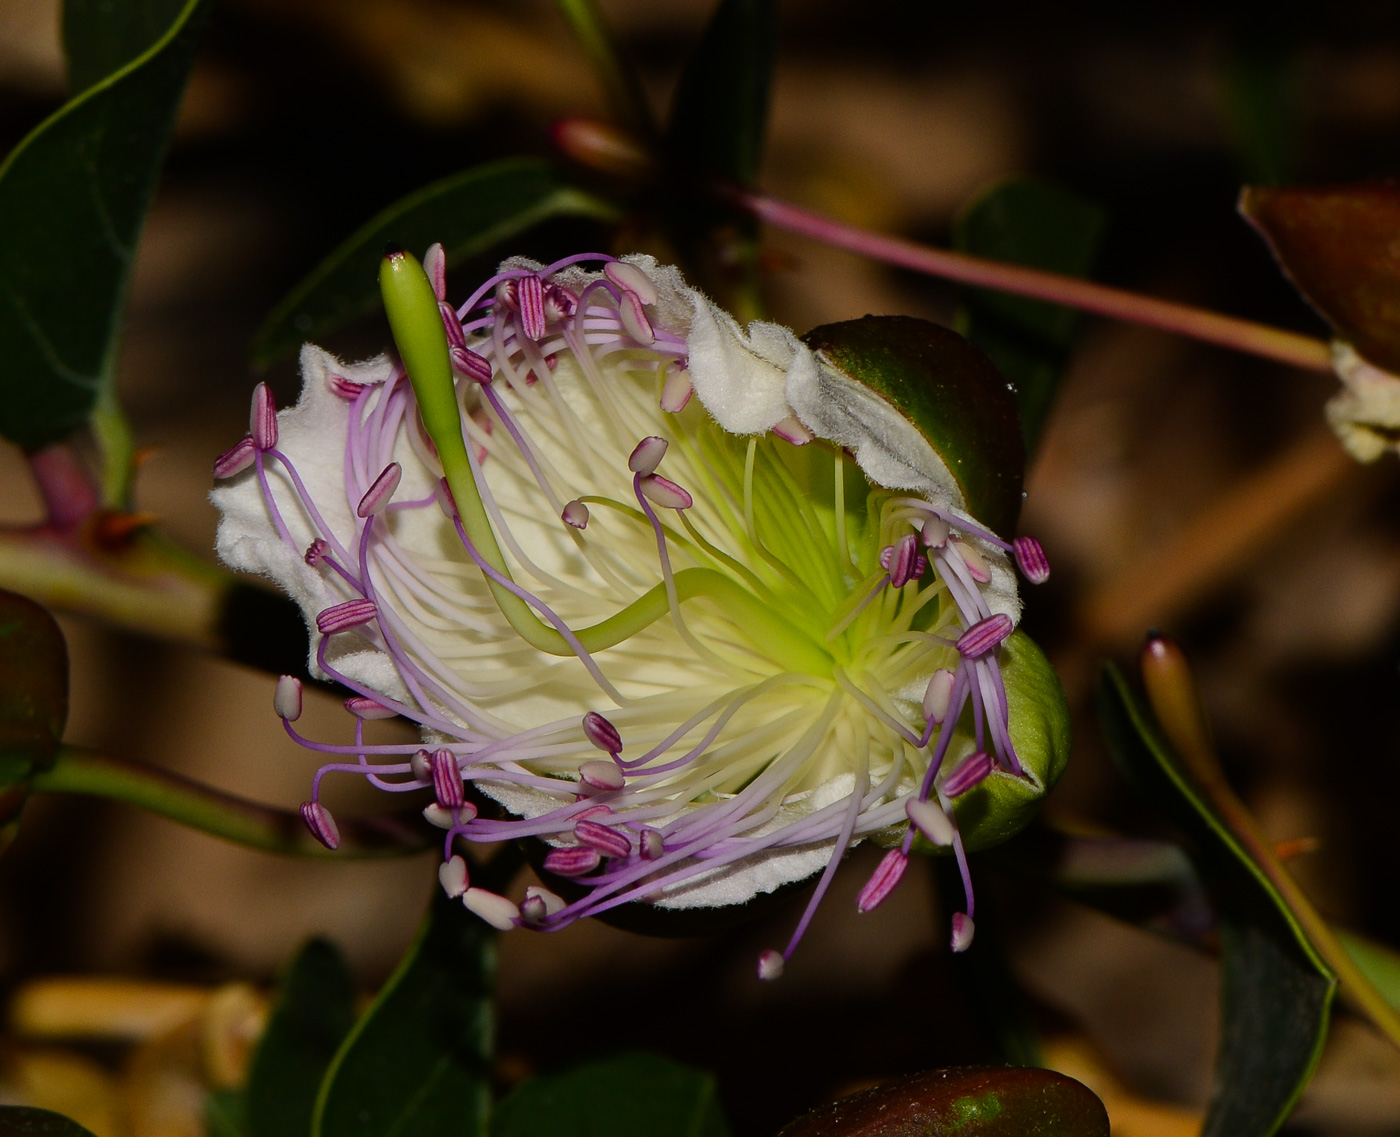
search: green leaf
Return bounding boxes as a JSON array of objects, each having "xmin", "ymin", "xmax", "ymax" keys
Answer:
[
  {"xmin": 246, "ymin": 938, "xmax": 356, "ymax": 1137},
  {"xmin": 251, "ymin": 159, "xmax": 619, "ymax": 368},
  {"xmin": 665, "ymin": 0, "xmax": 776, "ymax": 184},
  {"xmin": 774, "ymin": 1067, "xmax": 1107, "ymax": 1137},
  {"xmin": 0, "ymin": 1108, "xmax": 99, "ymax": 1137},
  {"xmin": 1097, "ymin": 665, "xmax": 1334, "ymax": 1137},
  {"xmin": 0, "ymin": 589, "xmax": 69, "ymax": 787},
  {"xmin": 492, "ymin": 1052, "xmax": 731, "ymax": 1137},
  {"xmin": 312, "ymin": 886, "xmax": 498, "ymax": 1137},
  {"xmin": 0, "ymin": 0, "xmax": 208, "ymax": 451},
  {"xmin": 1339, "ymin": 929, "xmax": 1400, "ymax": 1014},
  {"xmin": 205, "ymin": 1090, "xmax": 248, "ymax": 1137},
  {"xmin": 953, "ymin": 178, "xmax": 1105, "ymax": 454}
]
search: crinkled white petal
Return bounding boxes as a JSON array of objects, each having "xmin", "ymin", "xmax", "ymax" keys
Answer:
[{"xmin": 1327, "ymin": 340, "xmax": 1400, "ymax": 463}]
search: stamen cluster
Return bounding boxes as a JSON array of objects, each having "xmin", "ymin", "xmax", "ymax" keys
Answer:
[{"xmin": 213, "ymin": 251, "xmax": 1053, "ymax": 976}]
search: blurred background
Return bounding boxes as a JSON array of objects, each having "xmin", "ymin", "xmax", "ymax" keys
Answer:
[{"xmin": 2, "ymin": 0, "xmax": 1400, "ymax": 1133}]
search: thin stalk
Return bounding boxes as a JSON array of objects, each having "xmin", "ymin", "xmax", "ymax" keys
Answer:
[
  {"xmin": 90, "ymin": 383, "xmax": 136, "ymax": 508},
  {"xmin": 1143, "ymin": 639, "xmax": 1400, "ymax": 1052},
  {"xmin": 30, "ymin": 745, "xmax": 432, "ymax": 858},
  {"xmin": 734, "ymin": 188, "xmax": 1334, "ymax": 374},
  {"xmin": 553, "ymin": 0, "xmax": 658, "ymax": 144}
]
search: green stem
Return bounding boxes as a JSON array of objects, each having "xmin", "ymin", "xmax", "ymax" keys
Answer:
[
  {"xmin": 90, "ymin": 382, "xmax": 136, "ymax": 509},
  {"xmin": 553, "ymin": 0, "xmax": 658, "ymax": 143},
  {"xmin": 30, "ymin": 746, "xmax": 431, "ymax": 858},
  {"xmin": 735, "ymin": 187, "xmax": 1334, "ymax": 374}
]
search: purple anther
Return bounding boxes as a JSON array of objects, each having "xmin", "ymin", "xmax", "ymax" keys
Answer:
[
  {"xmin": 628, "ymin": 435, "xmax": 668, "ymax": 476},
  {"xmin": 921, "ymin": 668, "xmax": 955, "ymax": 724},
  {"xmin": 213, "ymin": 436, "xmax": 255, "ymax": 479},
  {"xmin": 543, "ymin": 846, "xmax": 602, "ymax": 877},
  {"xmin": 582, "ymin": 710, "xmax": 622, "ymax": 754},
  {"xmin": 952, "ymin": 539, "xmax": 992, "ymax": 583},
  {"xmin": 430, "ymin": 748, "xmax": 464, "ymax": 809},
  {"xmin": 921, "ymin": 516, "xmax": 950, "ymax": 549},
  {"xmin": 604, "ymin": 260, "xmax": 659, "ymax": 305},
  {"xmin": 879, "ymin": 545, "xmax": 893, "ymax": 571},
  {"xmin": 943, "ymin": 750, "xmax": 994, "ymax": 798},
  {"xmin": 543, "ymin": 283, "xmax": 578, "ymax": 321},
  {"xmin": 345, "ymin": 695, "xmax": 397, "ymax": 720},
  {"xmin": 274, "ymin": 675, "xmax": 303, "ymax": 722},
  {"xmin": 574, "ymin": 818, "xmax": 632, "ymax": 859},
  {"xmin": 304, "ymin": 539, "xmax": 330, "ymax": 567},
  {"xmin": 618, "ymin": 290, "xmax": 655, "ymax": 345},
  {"xmin": 639, "ymin": 474, "xmax": 692, "ymax": 510},
  {"xmin": 438, "ymin": 854, "xmax": 469, "ymax": 898},
  {"xmin": 955, "ymin": 613, "xmax": 1014, "ymax": 659},
  {"xmin": 439, "ymin": 301, "xmax": 467, "ymax": 351},
  {"xmin": 434, "ymin": 478, "xmax": 459, "ymax": 519},
  {"xmin": 422, "ymin": 803, "xmax": 453, "ymax": 829},
  {"xmin": 757, "ymin": 949, "xmax": 785, "ymax": 981},
  {"xmin": 772, "ymin": 415, "xmax": 814, "ymax": 445},
  {"xmin": 579, "ymin": 759, "xmax": 625, "ymax": 791},
  {"xmin": 561, "ymin": 499, "xmax": 589, "ymax": 529},
  {"xmin": 423, "ymin": 242, "xmax": 447, "ymax": 301},
  {"xmin": 518, "ymin": 275, "xmax": 546, "ymax": 340},
  {"xmin": 520, "ymin": 884, "xmax": 565, "ymax": 925},
  {"xmin": 950, "ymin": 912, "xmax": 976, "ymax": 953},
  {"xmin": 519, "ymin": 893, "xmax": 548, "ymax": 926},
  {"xmin": 357, "ymin": 462, "xmax": 403, "ymax": 518},
  {"xmin": 1013, "ymin": 535, "xmax": 1050, "ymax": 584},
  {"xmin": 316, "ymin": 598, "xmax": 377, "ymax": 635},
  {"xmin": 496, "ymin": 279, "xmax": 519, "ymax": 310},
  {"xmin": 887, "ymin": 534, "xmax": 925, "ymax": 588},
  {"xmin": 410, "ymin": 748, "xmax": 433, "ymax": 782},
  {"xmin": 463, "ymin": 887, "xmax": 520, "ymax": 931},
  {"xmin": 250, "ymin": 383, "xmax": 278, "ymax": 450},
  {"xmin": 857, "ymin": 848, "xmax": 909, "ymax": 913},
  {"xmin": 300, "ymin": 801, "xmax": 340, "ymax": 850},
  {"xmin": 906, "ymin": 797, "xmax": 954, "ymax": 846},
  {"xmin": 316, "ymin": 598, "xmax": 376, "ymax": 635},
  {"xmin": 328, "ymin": 374, "xmax": 367, "ymax": 400},
  {"xmin": 450, "ymin": 345, "xmax": 493, "ymax": 384},
  {"xmin": 640, "ymin": 827, "xmax": 664, "ymax": 860},
  {"xmin": 574, "ymin": 804, "xmax": 613, "ymax": 822},
  {"xmin": 660, "ymin": 368, "xmax": 693, "ymax": 413}
]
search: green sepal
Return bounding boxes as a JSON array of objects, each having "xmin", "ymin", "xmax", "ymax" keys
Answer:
[
  {"xmin": 0, "ymin": 589, "xmax": 69, "ymax": 787},
  {"xmin": 954, "ymin": 629, "xmax": 1070, "ymax": 852},
  {"xmin": 801, "ymin": 316, "xmax": 1025, "ymax": 537}
]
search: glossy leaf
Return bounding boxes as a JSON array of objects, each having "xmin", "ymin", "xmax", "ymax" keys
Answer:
[
  {"xmin": 251, "ymin": 159, "xmax": 618, "ymax": 367},
  {"xmin": 1240, "ymin": 182, "xmax": 1400, "ymax": 373},
  {"xmin": 775, "ymin": 1067, "xmax": 1108, "ymax": 1137},
  {"xmin": 492, "ymin": 1052, "xmax": 731, "ymax": 1137},
  {"xmin": 953, "ymin": 178, "xmax": 1104, "ymax": 453},
  {"xmin": 0, "ymin": 590, "xmax": 69, "ymax": 787},
  {"xmin": 0, "ymin": 0, "xmax": 207, "ymax": 449},
  {"xmin": 246, "ymin": 938, "xmax": 356, "ymax": 1137},
  {"xmin": 665, "ymin": 0, "xmax": 776, "ymax": 184},
  {"xmin": 1097, "ymin": 665, "xmax": 1334, "ymax": 1137},
  {"xmin": 311, "ymin": 887, "xmax": 496, "ymax": 1137},
  {"xmin": 0, "ymin": 1108, "xmax": 99, "ymax": 1137}
]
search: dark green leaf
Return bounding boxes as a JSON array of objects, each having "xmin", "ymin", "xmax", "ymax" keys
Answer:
[
  {"xmin": 0, "ymin": 0, "xmax": 208, "ymax": 449},
  {"xmin": 1097, "ymin": 665, "xmax": 1334, "ymax": 1137},
  {"xmin": 775, "ymin": 1067, "xmax": 1108, "ymax": 1137},
  {"xmin": 247, "ymin": 938, "xmax": 356, "ymax": 1137},
  {"xmin": 665, "ymin": 0, "xmax": 776, "ymax": 184},
  {"xmin": 492, "ymin": 1052, "xmax": 731, "ymax": 1137},
  {"xmin": 312, "ymin": 887, "xmax": 496, "ymax": 1137},
  {"xmin": 0, "ymin": 1108, "xmax": 99, "ymax": 1137},
  {"xmin": 953, "ymin": 178, "xmax": 1104, "ymax": 454},
  {"xmin": 205, "ymin": 1089, "xmax": 248, "ymax": 1137},
  {"xmin": 251, "ymin": 159, "xmax": 619, "ymax": 368},
  {"xmin": 1219, "ymin": 33, "xmax": 1299, "ymax": 187},
  {"xmin": 0, "ymin": 589, "xmax": 69, "ymax": 786},
  {"xmin": 63, "ymin": 0, "xmax": 187, "ymax": 96}
]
